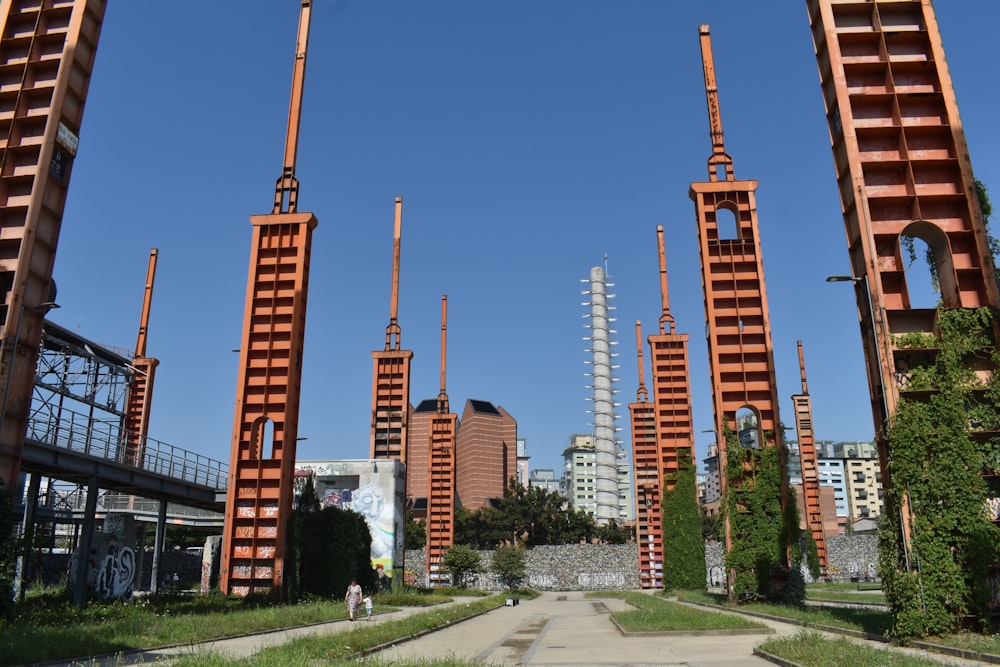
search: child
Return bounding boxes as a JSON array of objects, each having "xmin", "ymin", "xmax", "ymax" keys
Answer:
[{"xmin": 363, "ymin": 595, "xmax": 373, "ymax": 621}]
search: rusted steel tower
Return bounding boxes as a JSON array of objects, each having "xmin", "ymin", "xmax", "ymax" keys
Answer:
[
  {"xmin": 806, "ymin": 0, "xmax": 1000, "ymax": 551},
  {"xmin": 790, "ymin": 341, "xmax": 828, "ymax": 577},
  {"xmin": 123, "ymin": 249, "xmax": 159, "ymax": 467},
  {"xmin": 370, "ymin": 196, "xmax": 413, "ymax": 463},
  {"xmin": 629, "ymin": 319, "xmax": 660, "ymax": 588},
  {"xmin": 0, "ymin": 0, "xmax": 105, "ymax": 491},
  {"xmin": 221, "ymin": 0, "xmax": 317, "ymax": 599},
  {"xmin": 647, "ymin": 225, "xmax": 695, "ymax": 493},
  {"xmin": 689, "ymin": 25, "xmax": 786, "ymax": 551},
  {"xmin": 426, "ymin": 295, "xmax": 456, "ymax": 586}
]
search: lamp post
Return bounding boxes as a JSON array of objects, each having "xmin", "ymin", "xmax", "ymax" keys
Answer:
[{"xmin": 826, "ymin": 274, "xmax": 913, "ymax": 574}]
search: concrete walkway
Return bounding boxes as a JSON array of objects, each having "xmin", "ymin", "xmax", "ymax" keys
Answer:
[
  {"xmin": 374, "ymin": 591, "xmax": 790, "ymax": 666},
  {"xmin": 44, "ymin": 591, "xmax": 994, "ymax": 667}
]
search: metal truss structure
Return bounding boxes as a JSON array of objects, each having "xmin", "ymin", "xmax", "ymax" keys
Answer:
[
  {"xmin": 629, "ymin": 320, "xmax": 660, "ymax": 588},
  {"xmin": 790, "ymin": 341, "xmax": 828, "ymax": 576},
  {"xmin": 426, "ymin": 296, "xmax": 456, "ymax": 586}
]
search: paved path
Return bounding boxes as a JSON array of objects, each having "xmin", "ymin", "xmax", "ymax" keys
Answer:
[
  {"xmin": 47, "ymin": 591, "xmax": 994, "ymax": 666},
  {"xmin": 374, "ymin": 591, "xmax": 789, "ymax": 666}
]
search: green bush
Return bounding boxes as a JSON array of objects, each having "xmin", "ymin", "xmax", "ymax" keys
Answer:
[{"xmin": 661, "ymin": 448, "xmax": 706, "ymax": 590}]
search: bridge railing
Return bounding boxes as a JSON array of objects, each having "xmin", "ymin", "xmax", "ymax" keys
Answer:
[{"xmin": 26, "ymin": 405, "xmax": 228, "ymax": 490}]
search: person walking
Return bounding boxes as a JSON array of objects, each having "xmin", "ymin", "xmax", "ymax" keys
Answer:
[
  {"xmin": 345, "ymin": 579, "xmax": 362, "ymax": 621},
  {"xmin": 363, "ymin": 594, "xmax": 373, "ymax": 621}
]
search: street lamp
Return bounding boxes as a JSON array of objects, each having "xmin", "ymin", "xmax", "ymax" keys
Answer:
[{"xmin": 826, "ymin": 274, "xmax": 914, "ymax": 574}]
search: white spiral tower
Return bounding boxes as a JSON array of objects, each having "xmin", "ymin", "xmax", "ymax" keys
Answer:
[{"xmin": 582, "ymin": 263, "xmax": 622, "ymax": 525}]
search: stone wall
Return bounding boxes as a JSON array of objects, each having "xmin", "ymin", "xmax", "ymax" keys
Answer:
[{"xmin": 406, "ymin": 535, "xmax": 880, "ymax": 591}]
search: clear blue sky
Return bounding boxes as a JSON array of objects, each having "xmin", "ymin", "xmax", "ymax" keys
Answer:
[{"xmin": 52, "ymin": 2, "xmax": 1000, "ymax": 476}]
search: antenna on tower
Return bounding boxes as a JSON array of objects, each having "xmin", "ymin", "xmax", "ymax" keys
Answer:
[
  {"xmin": 438, "ymin": 295, "xmax": 449, "ymax": 414},
  {"xmin": 798, "ymin": 340, "xmax": 809, "ymax": 395},
  {"xmin": 134, "ymin": 249, "xmax": 158, "ymax": 358},
  {"xmin": 656, "ymin": 225, "xmax": 674, "ymax": 334},
  {"xmin": 698, "ymin": 25, "xmax": 734, "ymax": 182},
  {"xmin": 635, "ymin": 320, "xmax": 648, "ymax": 403},
  {"xmin": 272, "ymin": 0, "xmax": 313, "ymax": 214},
  {"xmin": 386, "ymin": 196, "xmax": 403, "ymax": 350}
]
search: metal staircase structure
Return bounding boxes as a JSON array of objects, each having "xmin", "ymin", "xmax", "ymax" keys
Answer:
[
  {"xmin": 689, "ymin": 25, "xmax": 787, "ymax": 569},
  {"xmin": 220, "ymin": 0, "xmax": 317, "ymax": 599},
  {"xmin": 370, "ymin": 196, "xmax": 413, "ymax": 463},
  {"xmin": 790, "ymin": 341, "xmax": 828, "ymax": 577},
  {"xmin": 0, "ymin": 0, "xmax": 106, "ymax": 491},
  {"xmin": 628, "ymin": 319, "xmax": 659, "ymax": 588},
  {"xmin": 426, "ymin": 295, "xmax": 456, "ymax": 587},
  {"xmin": 123, "ymin": 249, "xmax": 159, "ymax": 467}
]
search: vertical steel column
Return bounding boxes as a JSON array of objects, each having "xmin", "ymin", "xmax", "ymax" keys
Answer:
[
  {"xmin": 123, "ymin": 249, "xmax": 159, "ymax": 466},
  {"xmin": 689, "ymin": 26, "xmax": 787, "ymax": 594},
  {"xmin": 370, "ymin": 197, "xmax": 413, "ymax": 463},
  {"xmin": 426, "ymin": 296, "xmax": 456, "ymax": 587},
  {"xmin": 220, "ymin": 1, "xmax": 316, "ymax": 599},
  {"xmin": 15, "ymin": 471, "xmax": 40, "ymax": 600},
  {"xmin": 806, "ymin": 0, "xmax": 1000, "ymax": 565},
  {"xmin": 71, "ymin": 475, "xmax": 98, "ymax": 608},
  {"xmin": 151, "ymin": 499, "xmax": 166, "ymax": 593},
  {"xmin": 0, "ymin": 0, "xmax": 106, "ymax": 490},
  {"xmin": 629, "ymin": 320, "xmax": 660, "ymax": 588},
  {"xmin": 790, "ymin": 341, "xmax": 828, "ymax": 577}
]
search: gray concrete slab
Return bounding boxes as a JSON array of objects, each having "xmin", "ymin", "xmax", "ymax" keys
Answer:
[{"xmin": 373, "ymin": 591, "xmax": 786, "ymax": 666}]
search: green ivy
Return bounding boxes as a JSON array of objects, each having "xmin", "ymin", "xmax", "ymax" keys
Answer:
[
  {"xmin": 722, "ymin": 430, "xmax": 791, "ymax": 602},
  {"xmin": 661, "ymin": 447, "xmax": 706, "ymax": 591},
  {"xmin": 880, "ymin": 307, "xmax": 1000, "ymax": 639}
]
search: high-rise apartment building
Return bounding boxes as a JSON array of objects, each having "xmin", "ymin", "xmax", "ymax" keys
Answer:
[
  {"xmin": 563, "ymin": 434, "xmax": 597, "ymax": 516},
  {"xmin": 455, "ymin": 399, "xmax": 517, "ymax": 509}
]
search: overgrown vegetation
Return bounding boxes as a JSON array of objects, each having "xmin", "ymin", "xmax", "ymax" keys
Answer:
[
  {"xmin": 880, "ymin": 306, "xmax": 1000, "ymax": 638},
  {"xmin": 286, "ymin": 476, "xmax": 378, "ymax": 602},
  {"xmin": 661, "ymin": 448, "xmax": 706, "ymax": 590},
  {"xmin": 441, "ymin": 545, "xmax": 481, "ymax": 588},
  {"xmin": 589, "ymin": 591, "xmax": 766, "ymax": 632},
  {"xmin": 760, "ymin": 630, "xmax": 959, "ymax": 667},
  {"xmin": 490, "ymin": 544, "xmax": 526, "ymax": 590},
  {"xmin": 723, "ymin": 429, "xmax": 796, "ymax": 602},
  {"xmin": 0, "ymin": 481, "xmax": 17, "ymax": 624},
  {"xmin": 453, "ymin": 479, "xmax": 617, "ymax": 548}
]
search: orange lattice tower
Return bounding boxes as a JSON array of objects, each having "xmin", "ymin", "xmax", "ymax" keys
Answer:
[
  {"xmin": 689, "ymin": 25, "xmax": 786, "ymax": 555},
  {"xmin": 220, "ymin": 0, "xmax": 317, "ymax": 599},
  {"xmin": 790, "ymin": 341, "xmax": 828, "ymax": 577},
  {"xmin": 123, "ymin": 249, "xmax": 160, "ymax": 467},
  {"xmin": 629, "ymin": 320, "xmax": 660, "ymax": 589},
  {"xmin": 807, "ymin": 1, "xmax": 1000, "ymax": 552},
  {"xmin": 370, "ymin": 196, "xmax": 414, "ymax": 463},
  {"xmin": 426, "ymin": 295, "xmax": 457, "ymax": 586},
  {"xmin": 0, "ymin": 0, "xmax": 106, "ymax": 490}
]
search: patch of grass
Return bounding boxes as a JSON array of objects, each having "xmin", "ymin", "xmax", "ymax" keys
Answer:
[
  {"xmin": 924, "ymin": 631, "xmax": 1000, "ymax": 656},
  {"xmin": 588, "ymin": 591, "xmax": 766, "ymax": 632},
  {"xmin": 760, "ymin": 630, "xmax": 953, "ymax": 666},
  {"xmin": 168, "ymin": 595, "xmax": 508, "ymax": 666},
  {"xmin": 674, "ymin": 589, "xmax": 891, "ymax": 636},
  {"xmin": 807, "ymin": 590, "xmax": 886, "ymax": 604},
  {"xmin": 0, "ymin": 590, "xmax": 425, "ymax": 665}
]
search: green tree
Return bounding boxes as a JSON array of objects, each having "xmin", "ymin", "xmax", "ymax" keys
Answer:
[
  {"xmin": 287, "ymin": 476, "xmax": 377, "ymax": 602},
  {"xmin": 595, "ymin": 519, "xmax": 631, "ymax": 544},
  {"xmin": 661, "ymin": 448, "xmax": 707, "ymax": 591},
  {"xmin": 700, "ymin": 506, "xmax": 723, "ymax": 542},
  {"xmin": 404, "ymin": 509, "xmax": 426, "ymax": 550},
  {"xmin": 442, "ymin": 544, "xmax": 482, "ymax": 588},
  {"xmin": 491, "ymin": 544, "xmax": 526, "ymax": 590}
]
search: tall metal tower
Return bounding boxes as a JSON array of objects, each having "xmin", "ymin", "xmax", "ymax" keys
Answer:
[
  {"xmin": 689, "ymin": 26, "xmax": 786, "ymax": 560},
  {"xmin": 221, "ymin": 0, "xmax": 317, "ymax": 599},
  {"xmin": 370, "ymin": 196, "xmax": 413, "ymax": 463},
  {"xmin": 641, "ymin": 224, "xmax": 696, "ymax": 586},
  {"xmin": 629, "ymin": 319, "xmax": 660, "ymax": 588},
  {"xmin": 790, "ymin": 341, "xmax": 828, "ymax": 577},
  {"xmin": 807, "ymin": 0, "xmax": 1000, "ymax": 562},
  {"xmin": 0, "ymin": 0, "xmax": 106, "ymax": 491},
  {"xmin": 123, "ymin": 249, "xmax": 160, "ymax": 467},
  {"xmin": 426, "ymin": 295, "xmax": 456, "ymax": 587},
  {"xmin": 582, "ymin": 263, "xmax": 621, "ymax": 525}
]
